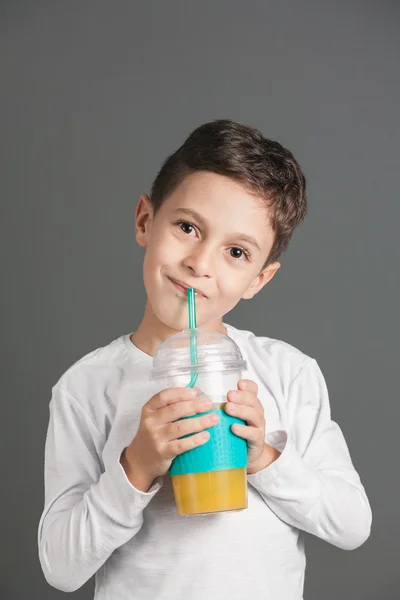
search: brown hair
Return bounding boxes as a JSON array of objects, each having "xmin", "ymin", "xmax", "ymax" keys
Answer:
[{"xmin": 150, "ymin": 119, "xmax": 307, "ymax": 267}]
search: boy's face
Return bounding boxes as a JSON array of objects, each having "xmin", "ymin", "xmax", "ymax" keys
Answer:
[{"xmin": 136, "ymin": 171, "xmax": 280, "ymax": 332}]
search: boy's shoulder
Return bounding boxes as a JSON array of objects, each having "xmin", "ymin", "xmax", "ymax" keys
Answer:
[
  {"xmin": 53, "ymin": 334, "xmax": 133, "ymax": 395},
  {"xmin": 224, "ymin": 322, "xmax": 314, "ymax": 377}
]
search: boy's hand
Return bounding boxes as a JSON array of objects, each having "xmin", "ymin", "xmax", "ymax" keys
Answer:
[
  {"xmin": 225, "ymin": 379, "xmax": 280, "ymax": 474},
  {"xmin": 121, "ymin": 387, "xmax": 218, "ymax": 492}
]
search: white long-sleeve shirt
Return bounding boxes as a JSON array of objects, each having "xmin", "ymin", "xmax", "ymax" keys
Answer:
[{"xmin": 38, "ymin": 323, "xmax": 371, "ymax": 600}]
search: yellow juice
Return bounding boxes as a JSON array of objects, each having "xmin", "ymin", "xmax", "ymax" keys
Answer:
[{"xmin": 171, "ymin": 467, "xmax": 248, "ymax": 515}]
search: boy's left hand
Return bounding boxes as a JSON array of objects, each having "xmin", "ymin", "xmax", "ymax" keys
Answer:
[{"xmin": 225, "ymin": 379, "xmax": 281, "ymax": 474}]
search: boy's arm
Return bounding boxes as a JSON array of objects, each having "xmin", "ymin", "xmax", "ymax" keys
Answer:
[
  {"xmin": 247, "ymin": 358, "xmax": 372, "ymax": 550},
  {"xmin": 38, "ymin": 385, "xmax": 162, "ymax": 593}
]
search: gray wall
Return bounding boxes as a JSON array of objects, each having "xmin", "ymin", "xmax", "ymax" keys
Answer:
[{"xmin": 2, "ymin": 1, "xmax": 399, "ymax": 598}]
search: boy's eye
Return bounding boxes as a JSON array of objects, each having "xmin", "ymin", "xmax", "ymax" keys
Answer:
[
  {"xmin": 230, "ymin": 247, "xmax": 249, "ymax": 260},
  {"xmin": 175, "ymin": 221, "xmax": 249, "ymax": 260},
  {"xmin": 178, "ymin": 221, "xmax": 196, "ymax": 235}
]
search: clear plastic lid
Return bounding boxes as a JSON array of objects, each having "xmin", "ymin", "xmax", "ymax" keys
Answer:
[{"xmin": 150, "ymin": 328, "xmax": 247, "ymax": 380}]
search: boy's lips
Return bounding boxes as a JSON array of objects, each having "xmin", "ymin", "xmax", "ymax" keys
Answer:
[{"xmin": 167, "ymin": 277, "xmax": 208, "ymax": 299}]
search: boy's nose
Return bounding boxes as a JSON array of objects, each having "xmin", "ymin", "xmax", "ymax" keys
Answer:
[{"xmin": 183, "ymin": 245, "xmax": 214, "ymax": 278}]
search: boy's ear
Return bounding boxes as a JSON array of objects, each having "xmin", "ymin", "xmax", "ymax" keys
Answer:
[
  {"xmin": 241, "ymin": 262, "xmax": 281, "ymax": 300},
  {"xmin": 135, "ymin": 194, "xmax": 154, "ymax": 247}
]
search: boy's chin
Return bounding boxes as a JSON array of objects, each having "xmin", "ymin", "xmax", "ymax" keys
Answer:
[
  {"xmin": 150, "ymin": 299, "xmax": 226, "ymax": 332},
  {"xmin": 158, "ymin": 313, "xmax": 225, "ymax": 334},
  {"xmin": 155, "ymin": 312, "xmax": 210, "ymax": 334}
]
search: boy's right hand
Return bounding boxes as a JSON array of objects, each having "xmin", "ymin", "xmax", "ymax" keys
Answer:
[{"xmin": 120, "ymin": 387, "xmax": 218, "ymax": 492}]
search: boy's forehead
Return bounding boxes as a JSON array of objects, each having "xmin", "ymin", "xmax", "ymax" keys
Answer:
[
  {"xmin": 164, "ymin": 171, "xmax": 270, "ymax": 226},
  {"xmin": 170, "ymin": 170, "xmax": 256, "ymax": 198}
]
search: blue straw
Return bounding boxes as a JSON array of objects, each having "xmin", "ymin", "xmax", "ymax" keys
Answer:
[{"xmin": 186, "ymin": 288, "xmax": 198, "ymax": 388}]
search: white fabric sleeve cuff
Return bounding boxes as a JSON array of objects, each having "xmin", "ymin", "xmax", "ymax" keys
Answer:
[
  {"xmin": 247, "ymin": 430, "xmax": 321, "ymax": 516},
  {"xmin": 95, "ymin": 453, "xmax": 163, "ymax": 527}
]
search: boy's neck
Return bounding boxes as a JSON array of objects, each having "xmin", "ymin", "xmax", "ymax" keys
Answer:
[{"xmin": 130, "ymin": 299, "xmax": 226, "ymax": 357}]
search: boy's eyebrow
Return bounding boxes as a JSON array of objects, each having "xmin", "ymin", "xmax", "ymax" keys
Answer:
[
  {"xmin": 234, "ymin": 234, "xmax": 261, "ymax": 252},
  {"xmin": 173, "ymin": 208, "xmax": 208, "ymax": 227},
  {"xmin": 172, "ymin": 207, "xmax": 261, "ymax": 252}
]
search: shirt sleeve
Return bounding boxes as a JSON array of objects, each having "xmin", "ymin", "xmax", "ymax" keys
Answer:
[
  {"xmin": 247, "ymin": 358, "xmax": 372, "ymax": 550},
  {"xmin": 38, "ymin": 385, "xmax": 162, "ymax": 593}
]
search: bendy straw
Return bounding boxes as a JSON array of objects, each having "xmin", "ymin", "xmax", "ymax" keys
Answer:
[{"xmin": 186, "ymin": 288, "xmax": 198, "ymax": 388}]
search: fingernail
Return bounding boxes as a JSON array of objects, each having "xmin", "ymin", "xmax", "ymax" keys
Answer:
[{"xmin": 230, "ymin": 391, "xmax": 238, "ymax": 401}]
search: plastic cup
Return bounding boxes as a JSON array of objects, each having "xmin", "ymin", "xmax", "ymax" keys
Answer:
[{"xmin": 150, "ymin": 328, "xmax": 248, "ymax": 516}]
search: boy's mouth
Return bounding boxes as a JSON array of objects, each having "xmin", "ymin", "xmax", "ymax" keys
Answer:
[{"xmin": 167, "ymin": 277, "xmax": 207, "ymax": 299}]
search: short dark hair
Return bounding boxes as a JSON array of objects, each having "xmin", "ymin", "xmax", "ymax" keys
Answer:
[{"xmin": 150, "ymin": 119, "xmax": 307, "ymax": 267}]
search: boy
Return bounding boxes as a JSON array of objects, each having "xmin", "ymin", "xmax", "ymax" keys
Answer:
[{"xmin": 38, "ymin": 120, "xmax": 371, "ymax": 599}]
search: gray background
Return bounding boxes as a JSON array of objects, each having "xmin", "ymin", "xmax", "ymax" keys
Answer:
[{"xmin": 1, "ymin": 1, "xmax": 399, "ymax": 598}]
